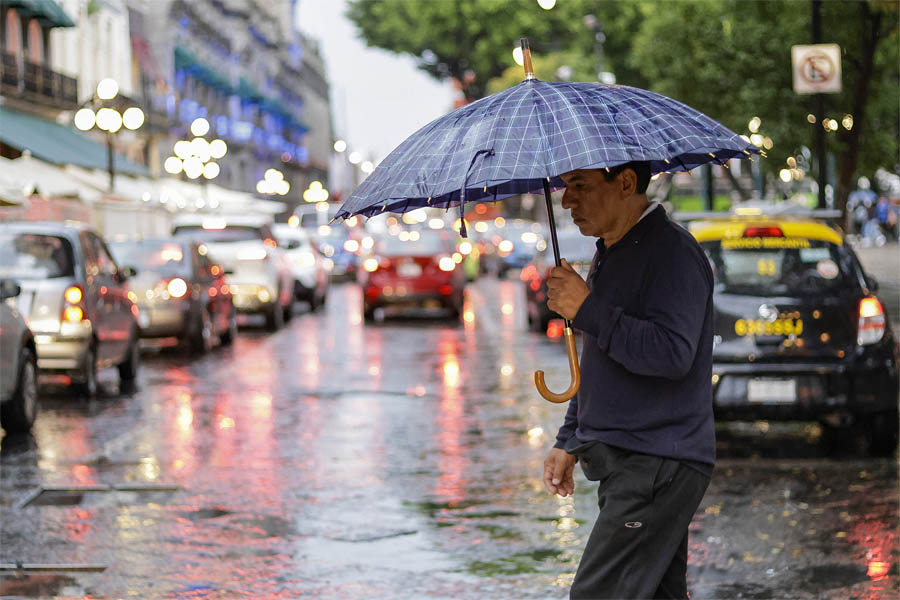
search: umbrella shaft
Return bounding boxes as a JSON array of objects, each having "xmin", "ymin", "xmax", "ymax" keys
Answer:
[{"xmin": 543, "ymin": 179, "xmax": 572, "ymax": 329}]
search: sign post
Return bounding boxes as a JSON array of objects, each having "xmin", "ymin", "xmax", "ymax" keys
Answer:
[{"xmin": 792, "ymin": 41, "xmax": 842, "ymax": 209}]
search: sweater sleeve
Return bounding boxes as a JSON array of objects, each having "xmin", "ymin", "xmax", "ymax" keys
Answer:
[
  {"xmin": 572, "ymin": 243, "xmax": 711, "ymax": 379},
  {"xmin": 553, "ymin": 391, "xmax": 579, "ymax": 449}
]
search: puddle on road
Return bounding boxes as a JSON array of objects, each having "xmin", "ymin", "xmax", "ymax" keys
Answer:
[
  {"xmin": 466, "ymin": 548, "xmax": 564, "ymax": 576},
  {"xmin": 179, "ymin": 506, "xmax": 232, "ymax": 521},
  {"xmin": 795, "ymin": 563, "xmax": 870, "ymax": 591},
  {"xmin": 710, "ymin": 581, "xmax": 775, "ymax": 599}
]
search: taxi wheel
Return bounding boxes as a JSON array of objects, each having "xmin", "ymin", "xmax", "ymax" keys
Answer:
[{"xmin": 867, "ymin": 410, "xmax": 899, "ymax": 456}]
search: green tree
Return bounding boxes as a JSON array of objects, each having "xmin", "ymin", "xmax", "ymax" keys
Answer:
[
  {"xmin": 347, "ymin": 0, "xmax": 898, "ymax": 217},
  {"xmin": 628, "ymin": 0, "xmax": 899, "ymax": 216}
]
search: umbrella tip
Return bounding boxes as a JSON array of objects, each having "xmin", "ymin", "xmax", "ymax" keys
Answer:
[{"xmin": 520, "ymin": 38, "xmax": 535, "ymax": 81}]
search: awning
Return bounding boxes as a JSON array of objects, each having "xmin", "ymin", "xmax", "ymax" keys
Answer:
[
  {"xmin": 0, "ymin": 154, "xmax": 102, "ymax": 203},
  {"xmin": 174, "ymin": 46, "xmax": 234, "ymax": 95},
  {"xmin": 2, "ymin": 0, "xmax": 75, "ymax": 28},
  {"xmin": 0, "ymin": 105, "xmax": 149, "ymax": 177}
]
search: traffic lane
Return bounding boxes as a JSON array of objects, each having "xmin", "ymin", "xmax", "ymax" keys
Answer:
[{"xmin": 0, "ymin": 279, "xmax": 896, "ymax": 599}]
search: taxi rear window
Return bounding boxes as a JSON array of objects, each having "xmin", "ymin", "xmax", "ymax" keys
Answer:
[{"xmin": 701, "ymin": 238, "xmax": 853, "ymax": 295}]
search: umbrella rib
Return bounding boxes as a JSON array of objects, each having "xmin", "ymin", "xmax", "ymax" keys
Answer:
[{"xmin": 543, "ymin": 82, "xmax": 604, "ymax": 170}]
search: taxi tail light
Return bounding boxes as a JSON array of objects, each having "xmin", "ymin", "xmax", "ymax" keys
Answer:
[
  {"xmin": 743, "ymin": 226, "xmax": 783, "ymax": 237},
  {"xmin": 858, "ymin": 296, "xmax": 885, "ymax": 345},
  {"xmin": 62, "ymin": 285, "xmax": 85, "ymax": 322}
]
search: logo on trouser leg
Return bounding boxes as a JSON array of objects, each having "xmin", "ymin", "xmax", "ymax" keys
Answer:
[{"xmin": 624, "ymin": 521, "xmax": 643, "ymax": 528}]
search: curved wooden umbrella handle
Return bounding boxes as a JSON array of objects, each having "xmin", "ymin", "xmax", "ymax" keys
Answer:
[{"xmin": 534, "ymin": 327, "xmax": 581, "ymax": 403}]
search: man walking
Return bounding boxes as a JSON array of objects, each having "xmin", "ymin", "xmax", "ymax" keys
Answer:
[{"xmin": 543, "ymin": 162, "xmax": 715, "ymax": 599}]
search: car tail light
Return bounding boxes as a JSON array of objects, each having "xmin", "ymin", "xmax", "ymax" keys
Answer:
[
  {"xmin": 439, "ymin": 285, "xmax": 453, "ymax": 295},
  {"xmin": 743, "ymin": 226, "xmax": 783, "ymax": 237},
  {"xmin": 63, "ymin": 305, "xmax": 84, "ymax": 322},
  {"xmin": 858, "ymin": 296, "xmax": 885, "ymax": 345},
  {"xmin": 167, "ymin": 278, "xmax": 189, "ymax": 298},
  {"xmin": 62, "ymin": 285, "xmax": 85, "ymax": 322},
  {"xmin": 64, "ymin": 285, "xmax": 83, "ymax": 304},
  {"xmin": 438, "ymin": 256, "xmax": 456, "ymax": 271}
]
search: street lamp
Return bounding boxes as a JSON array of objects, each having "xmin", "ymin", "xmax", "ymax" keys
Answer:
[
  {"xmin": 164, "ymin": 117, "xmax": 227, "ymax": 184},
  {"xmin": 73, "ymin": 78, "xmax": 145, "ymax": 191},
  {"xmin": 256, "ymin": 168, "xmax": 290, "ymax": 196}
]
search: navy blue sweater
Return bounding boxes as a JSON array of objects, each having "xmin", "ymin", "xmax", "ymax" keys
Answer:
[{"xmin": 554, "ymin": 205, "xmax": 716, "ymax": 476}]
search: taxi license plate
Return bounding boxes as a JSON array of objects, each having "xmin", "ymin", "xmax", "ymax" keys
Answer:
[
  {"xmin": 747, "ymin": 378, "xmax": 796, "ymax": 404},
  {"xmin": 397, "ymin": 263, "xmax": 422, "ymax": 277}
]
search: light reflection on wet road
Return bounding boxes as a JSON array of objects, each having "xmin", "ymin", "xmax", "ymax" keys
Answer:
[{"xmin": 1, "ymin": 278, "xmax": 897, "ymax": 599}]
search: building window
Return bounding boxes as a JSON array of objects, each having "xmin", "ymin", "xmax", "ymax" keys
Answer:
[
  {"xmin": 27, "ymin": 18, "xmax": 42, "ymax": 63},
  {"xmin": 4, "ymin": 8, "xmax": 22, "ymax": 56}
]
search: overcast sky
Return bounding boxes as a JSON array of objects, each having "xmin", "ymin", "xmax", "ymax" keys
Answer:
[{"xmin": 295, "ymin": 0, "xmax": 458, "ymax": 163}]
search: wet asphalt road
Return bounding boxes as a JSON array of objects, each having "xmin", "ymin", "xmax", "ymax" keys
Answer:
[{"xmin": 1, "ymin": 272, "xmax": 898, "ymax": 599}]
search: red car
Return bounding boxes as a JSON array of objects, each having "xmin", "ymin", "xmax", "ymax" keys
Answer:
[{"xmin": 360, "ymin": 230, "xmax": 466, "ymax": 321}]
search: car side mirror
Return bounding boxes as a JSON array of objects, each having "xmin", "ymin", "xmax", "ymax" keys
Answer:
[
  {"xmin": 0, "ymin": 279, "xmax": 21, "ymax": 300},
  {"xmin": 865, "ymin": 274, "xmax": 879, "ymax": 293},
  {"xmin": 122, "ymin": 266, "xmax": 138, "ymax": 279}
]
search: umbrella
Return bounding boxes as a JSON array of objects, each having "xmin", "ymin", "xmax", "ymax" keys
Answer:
[{"xmin": 336, "ymin": 39, "xmax": 760, "ymax": 403}]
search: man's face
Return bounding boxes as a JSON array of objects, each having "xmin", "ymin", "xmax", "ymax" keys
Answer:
[{"xmin": 560, "ymin": 169, "xmax": 625, "ymax": 239}]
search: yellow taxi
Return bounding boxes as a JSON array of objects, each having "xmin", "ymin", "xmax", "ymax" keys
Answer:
[{"xmin": 683, "ymin": 210, "xmax": 898, "ymax": 455}]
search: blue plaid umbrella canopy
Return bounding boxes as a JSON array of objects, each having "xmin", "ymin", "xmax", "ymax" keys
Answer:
[{"xmin": 334, "ymin": 79, "xmax": 759, "ymax": 225}]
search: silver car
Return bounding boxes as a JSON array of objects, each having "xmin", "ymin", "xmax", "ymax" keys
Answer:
[
  {"xmin": 0, "ymin": 222, "xmax": 141, "ymax": 397},
  {"xmin": 0, "ymin": 279, "xmax": 38, "ymax": 432}
]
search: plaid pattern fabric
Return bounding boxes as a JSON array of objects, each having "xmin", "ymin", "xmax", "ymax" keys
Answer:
[{"xmin": 336, "ymin": 80, "xmax": 759, "ymax": 220}]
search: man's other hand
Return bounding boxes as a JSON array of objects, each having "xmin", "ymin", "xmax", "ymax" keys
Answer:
[
  {"xmin": 543, "ymin": 448, "xmax": 576, "ymax": 497},
  {"xmin": 546, "ymin": 259, "xmax": 589, "ymax": 320}
]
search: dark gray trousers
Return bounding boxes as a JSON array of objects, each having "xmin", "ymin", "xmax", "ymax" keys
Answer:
[{"xmin": 567, "ymin": 442, "xmax": 710, "ymax": 599}]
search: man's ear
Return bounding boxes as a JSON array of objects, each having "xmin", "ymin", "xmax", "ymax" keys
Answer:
[{"xmin": 619, "ymin": 168, "xmax": 638, "ymax": 196}]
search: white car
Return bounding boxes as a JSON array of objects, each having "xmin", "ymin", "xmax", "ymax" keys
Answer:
[
  {"xmin": 272, "ymin": 224, "xmax": 330, "ymax": 311},
  {"xmin": 172, "ymin": 215, "xmax": 293, "ymax": 330}
]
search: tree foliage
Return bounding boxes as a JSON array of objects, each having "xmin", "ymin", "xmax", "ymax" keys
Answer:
[{"xmin": 347, "ymin": 0, "xmax": 899, "ymax": 211}]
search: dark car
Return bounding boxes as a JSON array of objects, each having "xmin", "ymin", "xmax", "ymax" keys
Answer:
[
  {"xmin": 359, "ymin": 229, "xmax": 466, "ymax": 321},
  {"xmin": 0, "ymin": 279, "xmax": 38, "ymax": 432},
  {"xmin": 110, "ymin": 238, "xmax": 237, "ymax": 353},
  {"xmin": 522, "ymin": 228, "xmax": 596, "ymax": 333},
  {"xmin": 689, "ymin": 216, "xmax": 899, "ymax": 454},
  {"xmin": 0, "ymin": 222, "xmax": 140, "ymax": 397}
]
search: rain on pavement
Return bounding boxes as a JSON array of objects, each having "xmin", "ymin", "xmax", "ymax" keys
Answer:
[{"xmin": 2, "ymin": 273, "xmax": 898, "ymax": 599}]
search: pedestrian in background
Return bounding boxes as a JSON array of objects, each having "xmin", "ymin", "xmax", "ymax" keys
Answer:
[{"xmin": 542, "ymin": 161, "xmax": 715, "ymax": 599}]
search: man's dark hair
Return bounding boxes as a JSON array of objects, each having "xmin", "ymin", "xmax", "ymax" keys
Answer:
[{"xmin": 602, "ymin": 161, "xmax": 652, "ymax": 194}]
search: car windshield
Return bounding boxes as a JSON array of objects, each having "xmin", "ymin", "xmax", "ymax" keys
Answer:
[
  {"xmin": 0, "ymin": 232, "xmax": 75, "ymax": 279},
  {"xmin": 376, "ymin": 231, "xmax": 450, "ymax": 256},
  {"xmin": 109, "ymin": 240, "xmax": 191, "ymax": 277},
  {"xmin": 701, "ymin": 238, "xmax": 853, "ymax": 295},
  {"xmin": 173, "ymin": 225, "xmax": 263, "ymax": 243}
]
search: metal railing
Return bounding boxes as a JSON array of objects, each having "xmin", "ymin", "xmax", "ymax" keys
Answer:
[{"xmin": 0, "ymin": 51, "xmax": 78, "ymax": 108}]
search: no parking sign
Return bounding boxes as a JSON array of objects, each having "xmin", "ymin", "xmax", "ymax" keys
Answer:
[{"xmin": 792, "ymin": 43, "xmax": 842, "ymax": 94}]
